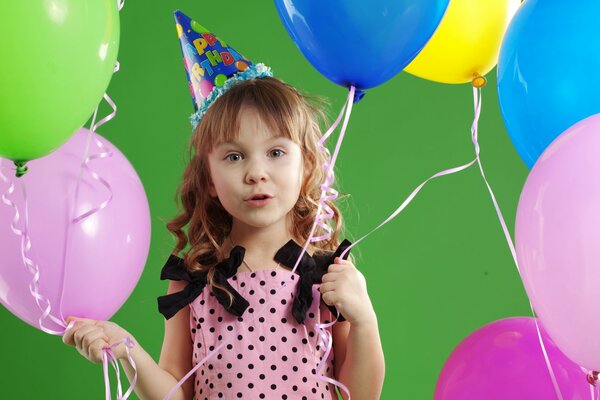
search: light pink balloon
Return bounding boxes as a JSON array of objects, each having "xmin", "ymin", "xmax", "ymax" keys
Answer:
[
  {"xmin": 516, "ymin": 113, "xmax": 600, "ymax": 370},
  {"xmin": 0, "ymin": 129, "xmax": 150, "ymax": 332}
]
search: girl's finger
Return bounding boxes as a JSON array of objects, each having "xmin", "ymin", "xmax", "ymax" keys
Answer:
[
  {"xmin": 319, "ymin": 281, "xmax": 336, "ymax": 293},
  {"xmin": 88, "ymin": 338, "xmax": 109, "ymax": 364},
  {"xmin": 327, "ymin": 264, "xmax": 347, "ymax": 273},
  {"xmin": 82, "ymin": 330, "xmax": 109, "ymax": 358},
  {"xmin": 321, "ymin": 271, "xmax": 341, "ymax": 283},
  {"xmin": 73, "ymin": 324, "xmax": 100, "ymax": 350},
  {"xmin": 322, "ymin": 291, "xmax": 337, "ymax": 306}
]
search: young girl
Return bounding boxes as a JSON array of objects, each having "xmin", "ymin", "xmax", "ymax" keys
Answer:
[{"xmin": 63, "ymin": 74, "xmax": 384, "ymax": 399}]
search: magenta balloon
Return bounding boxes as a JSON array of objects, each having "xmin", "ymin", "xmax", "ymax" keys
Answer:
[
  {"xmin": 0, "ymin": 129, "xmax": 150, "ymax": 331},
  {"xmin": 515, "ymin": 113, "xmax": 600, "ymax": 371},
  {"xmin": 435, "ymin": 317, "xmax": 589, "ymax": 399}
]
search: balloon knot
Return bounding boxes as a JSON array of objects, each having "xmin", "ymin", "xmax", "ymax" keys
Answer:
[
  {"xmin": 14, "ymin": 161, "xmax": 28, "ymax": 178},
  {"xmin": 353, "ymin": 89, "xmax": 365, "ymax": 104},
  {"xmin": 472, "ymin": 74, "xmax": 487, "ymax": 89},
  {"xmin": 587, "ymin": 371, "xmax": 599, "ymax": 386}
]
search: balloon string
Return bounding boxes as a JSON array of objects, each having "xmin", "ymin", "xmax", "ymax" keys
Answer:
[
  {"xmin": 58, "ymin": 57, "xmax": 120, "ymax": 318},
  {"xmin": 102, "ymin": 337, "xmax": 137, "ymax": 400},
  {"xmin": 467, "ymin": 87, "xmax": 564, "ymax": 400},
  {"xmin": 0, "ymin": 162, "xmax": 71, "ymax": 334}
]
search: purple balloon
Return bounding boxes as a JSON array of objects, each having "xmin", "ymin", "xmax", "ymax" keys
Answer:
[
  {"xmin": 0, "ymin": 129, "xmax": 150, "ymax": 331},
  {"xmin": 516, "ymin": 113, "xmax": 600, "ymax": 371},
  {"xmin": 435, "ymin": 317, "xmax": 590, "ymax": 400}
]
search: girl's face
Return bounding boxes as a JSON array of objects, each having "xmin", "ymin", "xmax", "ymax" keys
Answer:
[{"xmin": 207, "ymin": 106, "xmax": 304, "ymax": 233}]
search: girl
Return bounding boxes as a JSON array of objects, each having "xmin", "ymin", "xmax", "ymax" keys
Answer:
[{"xmin": 63, "ymin": 76, "xmax": 385, "ymax": 399}]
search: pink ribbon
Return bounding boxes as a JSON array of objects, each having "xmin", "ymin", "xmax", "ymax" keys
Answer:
[
  {"xmin": 0, "ymin": 165, "xmax": 68, "ymax": 335},
  {"xmin": 102, "ymin": 336, "xmax": 137, "ymax": 400}
]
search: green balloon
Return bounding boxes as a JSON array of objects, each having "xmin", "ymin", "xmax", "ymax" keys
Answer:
[{"xmin": 0, "ymin": 0, "xmax": 120, "ymax": 162}]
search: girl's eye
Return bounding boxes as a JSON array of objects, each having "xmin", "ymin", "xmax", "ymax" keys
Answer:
[
  {"xmin": 269, "ymin": 149, "xmax": 285, "ymax": 158},
  {"xmin": 225, "ymin": 153, "xmax": 243, "ymax": 162}
]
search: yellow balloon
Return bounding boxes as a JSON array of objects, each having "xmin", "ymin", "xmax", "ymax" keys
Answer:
[{"xmin": 405, "ymin": 0, "xmax": 521, "ymax": 84}]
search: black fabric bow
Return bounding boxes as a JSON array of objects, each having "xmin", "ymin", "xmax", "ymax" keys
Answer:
[
  {"xmin": 157, "ymin": 246, "xmax": 249, "ymax": 320},
  {"xmin": 157, "ymin": 239, "xmax": 353, "ymax": 323}
]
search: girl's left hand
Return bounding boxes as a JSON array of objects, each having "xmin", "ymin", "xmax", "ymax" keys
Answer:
[{"xmin": 320, "ymin": 257, "xmax": 376, "ymax": 326}]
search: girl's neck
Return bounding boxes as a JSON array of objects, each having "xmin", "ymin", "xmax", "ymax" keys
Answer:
[{"xmin": 224, "ymin": 222, "xmax": 313, "ymax": 270}]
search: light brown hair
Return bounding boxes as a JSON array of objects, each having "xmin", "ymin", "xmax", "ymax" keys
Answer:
[{"xmin": 167, "ymin": 77, "xmax": 349, "ymax": 297}]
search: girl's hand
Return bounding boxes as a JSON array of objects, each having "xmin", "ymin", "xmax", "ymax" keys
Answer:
[
  {"xmin": 320, "ymin": 257, "xmax": 377, "ymax": 326},
  {"xmin": 62, "ymin": 317, "xmax": 135, "ymax": 364}
]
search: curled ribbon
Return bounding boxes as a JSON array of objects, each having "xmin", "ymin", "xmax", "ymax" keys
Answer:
[{"xmin": 0, "ymin": 162, "xmax": 68, "ymax": 335}]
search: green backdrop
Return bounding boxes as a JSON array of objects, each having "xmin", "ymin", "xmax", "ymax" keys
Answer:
[{"xmin": 1, "ymin": 1, "xmax": 531, "ymax": 398}]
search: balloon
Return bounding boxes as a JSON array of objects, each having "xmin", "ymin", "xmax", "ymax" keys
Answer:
[
  {"xmin": 515, "ymin": 113, "xmax": 600, "ymax": 371},
  {"xmin": 0, "ymin": 1, "xmax": 120, "ymax": 162},
  {"xmin": 274, "ymin": 0, "xmax": 449, "ymax": 92},
  {"xmin": 497, "ymin": 0, "xmax": 600, "ymax": 168},
  {"xmin": 0, "ymin": 129, "xmax": 150, "ymax": 331},
  {"xmin": 435, "ymin": 317, "xmax": 590, "ymax": 400},
  {"xmin": 405, "ymin": 0, "xmax": 520, "ymax": 85}
]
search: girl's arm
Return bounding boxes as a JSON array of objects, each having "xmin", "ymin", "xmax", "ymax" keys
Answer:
[
  {"xmin": 333, "ymin": 316, "xmax": 384, "ymax": 400},
  {"xmin": 321, "ymin": 257, "xmax": 385, "ymax": 400},
  {"xmin": 64, "ymin": 279, "xmax": 194, "ymax": 400}
]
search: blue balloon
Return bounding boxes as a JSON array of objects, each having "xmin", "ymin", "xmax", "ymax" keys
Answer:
[
  {"xmin": 274, "ymin": 0, "xmax": 449, "ymax": 95},
  {"xmin": 497, "ymin": 0, "xmax": 600, "ymax": 168}
]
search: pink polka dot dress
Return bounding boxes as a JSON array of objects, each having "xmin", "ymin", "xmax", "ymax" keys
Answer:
[{"xmin": 158, "ymin": 239, "xmax": 352, "ymax": 400}]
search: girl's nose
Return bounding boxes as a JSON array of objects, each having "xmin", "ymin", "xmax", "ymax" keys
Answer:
[{"xmin": 244, "ymin": 161, "xmax": 269, "ymax": 184}]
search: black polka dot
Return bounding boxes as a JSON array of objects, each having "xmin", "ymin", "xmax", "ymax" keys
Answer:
[
  {"xmin": 240, "ymin": 282, "xmax": 245, "ymax": 287},
  {"xmin": 227, "ymin": 325, "xmax": 234, "ymax": 331},
  {"xmin": 270, "ymin": 384, "xmax": 277, "ymax": 390},
  {"xmin": 282, "ymin": 375, "xmax": 288, "ymax": 381},
  {"xmin": 260, "ymin": 280, "xmax": 266, "ymax": 286},
  {"xmin": 237, "ymin": 372, "xmax": 243, "ymax": 379},
  {"xmin": 248, "ymin": 363, "xmax": 254, "ymax": 369},
  {"xmin": 251, "ymin": 272, "xmax": 256, "ymax": 278},
  {"xmin": 270, "ymin": 327, "xmax": 277, "ymax": 333},
  {"xmin": 209, "ymin": 309, "xmax": 215, "ymax": 314},
  {"xmin": 282, "ymin": 336, "xmax": 288, "ymax": 342},
  {"xmin": 249, "ymin": 289, "xmax": 255, "ymax": 295},
  {"xmin": 227, "ymin": 344, "xmax": 233, "ymax": 350},
  {"xmin": 259, "ymin": 374, "xmax": 266, "ymax": 380},
  {"xmin": 237, "ymin": 334, "xmax": 243, "ymax": 340},
  {"xmin": 270, "ymin": 289, "xmax": 276, "ymax": 295},
  {"xmin": 270, "ymin": 364, "xmax": 277, "ymax": 371},
  {"xmin": 259, "ymin": 298, "xmax": 266, "ymax": 304},
  {"xmin": 292, "ymin": 385, "xmax": 298, "ymax": 391},
  {"xmin": 217, "ymin": 316, "xmax": 223, "ymax": 322},
  {"xmin": 270, "ymin": 345, "xmax": 277, "ymax": 352},
  {"xmin": 227, "ymin": 363, "xmax": 232, "ymax": 369},
  {"xmin": 248, "ymin": 344, "xmax": 254, "ymax": 350},
  {"xmin": 282, "ymin": 355, "xmax": 288, "ymax": 361},
  {"xmin": 271, "ymin": 271, "xmax": 277, "ymax": 277},
  {"xmin": 248, "ymin": 383, "xmax": 254, "ymax": 389},
  {"xmin": 259, "ymin": 336, "xmax": 265, "ymax": 342}
]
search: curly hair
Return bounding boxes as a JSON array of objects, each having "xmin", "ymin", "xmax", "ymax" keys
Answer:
[{"xmin": 167, "ymin": 77, "xmax": 349, "ymax": 300}]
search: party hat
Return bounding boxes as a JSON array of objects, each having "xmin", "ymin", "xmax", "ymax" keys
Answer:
[{"xmin": 174, "ymin": 10, "xmax": 272, "ymax": 129}]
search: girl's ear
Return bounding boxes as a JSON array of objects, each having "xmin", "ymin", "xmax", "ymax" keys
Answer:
[{"xmin": 209, "ymin": 184, "xmax": 217, "ymax": 198}]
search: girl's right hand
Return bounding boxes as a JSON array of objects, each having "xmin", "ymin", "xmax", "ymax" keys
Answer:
[{"xmin": 62, "ymin": 317, "xmax": 135, "ymax": 364}]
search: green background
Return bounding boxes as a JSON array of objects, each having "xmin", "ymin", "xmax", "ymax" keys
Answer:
[{"xmin": 1, "ymin": 1, "xmax": 531, "ymax": 398}]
